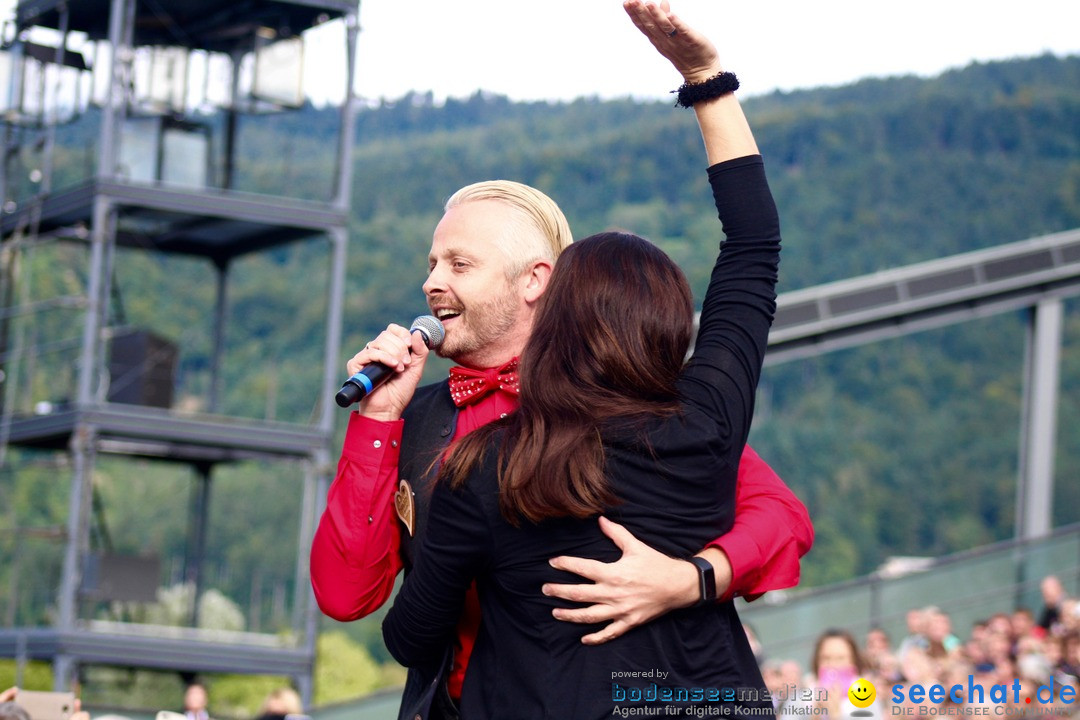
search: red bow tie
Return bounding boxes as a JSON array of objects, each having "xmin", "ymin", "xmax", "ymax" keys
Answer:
[{"xmin": 448, "ymin": 358, "xmax": 520, "ymax": 407}]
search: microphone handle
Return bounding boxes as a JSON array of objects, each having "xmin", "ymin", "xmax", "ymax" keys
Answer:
[{"xmin": 334, "ymin": 361, "xmax": 395, "ymax": 407}]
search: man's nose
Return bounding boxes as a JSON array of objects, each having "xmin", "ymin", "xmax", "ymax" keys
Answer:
[{"xmin": 423, "ymin": 265, "xmax": 447, "ymax": 296}]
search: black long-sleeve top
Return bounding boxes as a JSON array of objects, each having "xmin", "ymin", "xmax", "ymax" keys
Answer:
[{"xmin": 384, "ymin": 155, "xmax": 781, "ymax": 719}]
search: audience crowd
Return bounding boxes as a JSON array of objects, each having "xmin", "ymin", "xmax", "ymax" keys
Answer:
[
  {"xmin": 0, "ymin": 684, "xmax": 303, "ymax": 720},
  {"xmin": 762, "ymin": 574, "xmax": 1080, "ymax": 716},
  {"xmin": 3, "ymin": 575, "xmax": 1076, "ymax": 717}
]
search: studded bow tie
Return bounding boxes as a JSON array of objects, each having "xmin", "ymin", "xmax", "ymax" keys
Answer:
[{"xmin": 448, "ymin": 358, "xmax": 520, "ymax": 407}]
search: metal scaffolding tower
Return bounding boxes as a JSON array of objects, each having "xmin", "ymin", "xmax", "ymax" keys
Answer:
[{"xmin": 0, "ymin": 0, "xmax": 359, "ymax": 705}]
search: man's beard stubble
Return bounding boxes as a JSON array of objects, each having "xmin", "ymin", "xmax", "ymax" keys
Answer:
[{"xmin": 433, "ymin": 284, "xmax": 520, "ymax": 365}]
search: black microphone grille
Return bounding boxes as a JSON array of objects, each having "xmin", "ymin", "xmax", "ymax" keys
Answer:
[{"xmin": 410, "ymin": 315, "xmax": 445, "ymax": 348}]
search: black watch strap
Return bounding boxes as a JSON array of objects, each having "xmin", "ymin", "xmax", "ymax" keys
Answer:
[{"xmin": 687, "ymin": 556, "xmax": 716, "ymax": 607}]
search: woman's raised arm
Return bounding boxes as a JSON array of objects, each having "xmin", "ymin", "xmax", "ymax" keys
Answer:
[{"xmin": 623, "ymin": 0, "xmax": 758, "ymax": 165}]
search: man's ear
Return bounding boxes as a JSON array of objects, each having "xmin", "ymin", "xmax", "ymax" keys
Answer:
[{"xmin": 521, "ymin": 259, "xmax": 553, "ymax": 304}]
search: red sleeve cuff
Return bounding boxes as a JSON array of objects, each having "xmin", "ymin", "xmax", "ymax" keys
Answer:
[
  {"xmin": 710, "ymin": 531, "xmax": 764, "ymax": 601},
  {"xmin": 342, "ymin": 412, "xmax": 404, "ymax": 467}
]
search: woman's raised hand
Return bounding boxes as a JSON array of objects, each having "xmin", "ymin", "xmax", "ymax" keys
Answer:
[{"xmin": 623, "ymin": 0, "xmax": 723, "ymax": 84}]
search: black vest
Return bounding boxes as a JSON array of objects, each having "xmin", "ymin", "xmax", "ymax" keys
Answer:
[{"xmin": 395, "ymin": 380, "xmax": 459, "ymax": 720}]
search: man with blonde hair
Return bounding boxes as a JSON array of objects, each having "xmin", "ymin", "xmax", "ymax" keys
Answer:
[
  {"xmin": 311, "ymin": 170, "xmax": 812, "ymax": 719},
  {"xmin": 445, "ymin": 180, "xmax": 574, "ymax": 277}
]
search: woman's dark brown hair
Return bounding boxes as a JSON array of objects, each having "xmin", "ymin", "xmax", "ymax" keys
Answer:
[
  {"xmin": 811, "ymin": 628, "xmax": 866, "ymax": 676},
  {"xmin": 440, "ymin": 231, "xmax": 694, "ymax": 524}
]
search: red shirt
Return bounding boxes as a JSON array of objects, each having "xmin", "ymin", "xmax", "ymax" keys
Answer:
[{"xmin": 310, "ymin": 382, "xmax": 813, "ymax": 698}]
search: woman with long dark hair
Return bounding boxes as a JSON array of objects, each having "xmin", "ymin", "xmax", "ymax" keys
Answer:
[{"xmin": 383, "ymin": 2, "xmax": 782, "ymax": 717}]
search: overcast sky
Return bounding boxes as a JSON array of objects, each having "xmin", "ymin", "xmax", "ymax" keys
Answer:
[
  {"xmin": 3, "ymin": 1, "xmax": 1080, "ymax": 103},
  {"xmin": 347, "ymin": 0, "xmax": 1080, "ymax": 102}
]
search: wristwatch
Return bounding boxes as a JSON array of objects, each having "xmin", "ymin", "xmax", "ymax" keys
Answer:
[{"xmin": 686, "ymin": 556, "xmax": 716, "ymax": 607}]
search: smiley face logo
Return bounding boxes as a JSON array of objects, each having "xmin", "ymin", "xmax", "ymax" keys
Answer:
[{"xmin": 848, "ymin": 677, "xmax": 876, "ymax": 708}]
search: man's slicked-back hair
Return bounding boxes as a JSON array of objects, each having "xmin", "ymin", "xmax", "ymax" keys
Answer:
[{"xmin": 445, "ymin": 180, "xmax": 573, "ymax": 279}]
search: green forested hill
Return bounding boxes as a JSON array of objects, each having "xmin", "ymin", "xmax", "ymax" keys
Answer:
[{"xmin": 5, "ymin": 54, "xmax": 1080, "ymax": 676}]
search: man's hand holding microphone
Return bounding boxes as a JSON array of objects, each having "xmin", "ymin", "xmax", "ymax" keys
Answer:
[{"xmin": 335, "ymin": 315, "xmax": 444, "ymax": 420}]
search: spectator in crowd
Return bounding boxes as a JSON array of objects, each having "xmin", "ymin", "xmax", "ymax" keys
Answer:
[
  {"xmin": 803, "ymin": 629, "xmax": 876, "ymax": 717},
  {"xmin": 898, "ymin": 608, "xmax": 930, "ymax": 663},
  {"xmin": 778, "ymin": 659, "xmax": 807, "ymax": 713},
  {"xmin": 1066, "ymin": 598, "xmax": 1080, "ymax": 622},
  {"xmin": 987, "ymin": 631, "xmax": 1017, "ymax": 683},
  {"xmin": 968, "ymin": 618, "xmax": 988, "ymax": 649},
  {"xmin": 1038, "ymin": 576, "xmax": 1067, "ymax": 634},
  {"xmin": 762, "ymin": 658, "xmax": 808, "ymax": 714},
  {"xmin": 965, "ymin": 620, "xmax": 995, "ymax": 675},
  {"xmin": 1042, "ymin": 630, "xmax": 1063, "ymax": 670},
  {"xmin": 182, "ymin": 683, "xmax": 210, "ymax": 720},
  {"xmin": 255, "ymin": 688, "xmax": 302, "ymax": 720},
  {"xmin": 778, "ymin": 659, "xmax": 803, "ymax": 691},
  {"xmin": 938, "ymin": 657, "xmax": 976, "ymax": 709},
  {"xmin": 925, "ymin": 606, "xmax": 963, "ymax": 658},
  {"xmin": 0, "ymin": 688, "xmax": 30, "ymax": 720},
  {"xmin": 899, "ymin": 647, "xmax": 937, "ymax": 689},
  {"xmin": 1012, "ymin": 607, "xmax": 1041, "ymax": 641},
  {"xmin": 760, "ymin": 661, "xmax": 785, "ymax": 712},
  {"xmin": 1058, "ymin": 631, "xmax": 1080, "ymax": 680},
  {"xmin": 0, "ymin": 702, "xmax": 30, "ymax": 720},
  {"xmin": 864, "ymin": 626, "xmax": 901, "ymax": 684},
  {"xmin": 0, "ymin": 688, "xmax": 92, "ymax": 720},
  {"xmin": 986, "ymin": 611, "xmax": 1013, "ymax": 639},
  {"xmin": 864, "ymin": 627, "xmax": 891, "ymax": 664},
  {"xmin": 1053, "ymin": 675, "xmax": 1080, "ymax": 717},
  {"xmin": 1017, "ymin": 645, "xmax": 1053, "ymax": 689}
]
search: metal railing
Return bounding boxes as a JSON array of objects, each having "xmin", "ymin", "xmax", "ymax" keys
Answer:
[{"xmin": 740, "ymin": 522, "xmax": 1080, "ymax": 667}]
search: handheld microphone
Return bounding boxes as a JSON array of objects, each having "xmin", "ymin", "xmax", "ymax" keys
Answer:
[{"xmin": 335, "ymin": 315, "xmax": 445, "ymax": 408}]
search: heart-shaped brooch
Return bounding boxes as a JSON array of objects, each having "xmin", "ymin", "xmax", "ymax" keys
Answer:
[{"xmin": 394, "ymin": 479, "xmax": 415, "ymax": 537}]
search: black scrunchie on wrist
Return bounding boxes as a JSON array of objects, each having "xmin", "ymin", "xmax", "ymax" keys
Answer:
[{"xmin": 673, "ymin": 71, "xmax": 740, "ymax": 108}]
